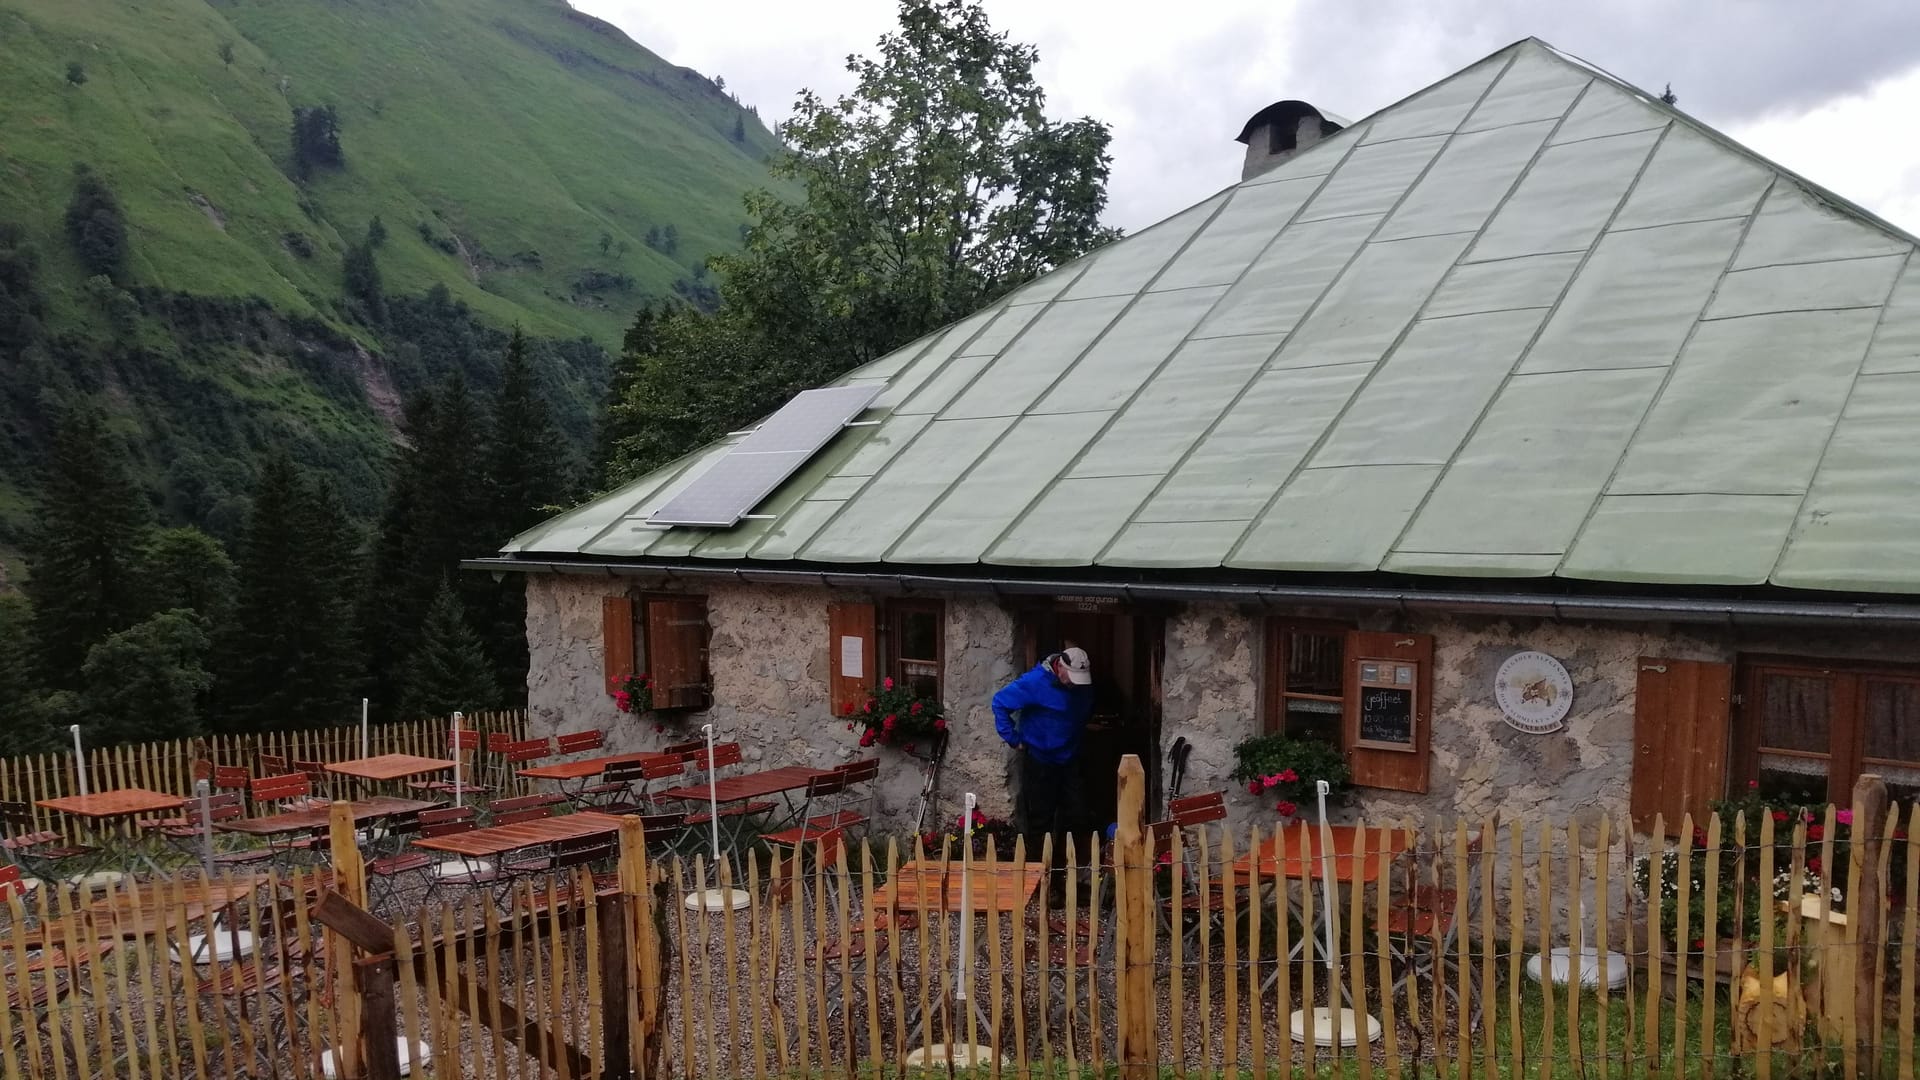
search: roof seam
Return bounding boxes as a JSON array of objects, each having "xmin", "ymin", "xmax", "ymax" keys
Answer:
[
  {"xmin": 1606, "ymin": 214, "xmax": 1750, "ymax": 236},
  {"xmin": 970, "ymin": 129, "xmax": 1379, "ymax": 564},
  {"xmin": 1731, "ymin": 251, "xmax": 1913, "ymax": 273},
  {"xmin": 1514, "ymin": 364, "xmax": 1670, "ymax": 377},
  {"xmin": 1228, "ymin": 68, "xmax": 1595, "ymax": 567},
  {"xmin": 1088, "ymin": 65, "xmax": 1524, "ymax": 568},
  {"xmin": 1699, "ymin": 304, "xmax": 1885, "ymax": 322},
  {"xmin": 1548, "ymin": 124, "xmax": 1669, "ymax": 149},
  {"xmin": 1600, "ymin": 490, "xmax": 1806, "ymax": 498},
  {"xmin": 1457, "ymin": 247, "xmax": 1591, "ymax": 267},
  {"xmin": 1764, "ymin": 245, "xmax": 1916, "ymax": 584},
  {"xmin": 881, "ymin": 196, "xmax": 1244, "ymax": 562},
  {"xmin": 1550, "ymin": 173, "xmax": 1781, "ymax": 575},
  {"xmin": 748, "ymin": 293, "xmax": 1042, "ymax": 560},
  {"xmin": 1378, "ymin": 117, "xmax": 1678, "ymax": 565},
  {"xmin": 1420, "ymin": 305, "xmax": 1553, "ymax": 322}
]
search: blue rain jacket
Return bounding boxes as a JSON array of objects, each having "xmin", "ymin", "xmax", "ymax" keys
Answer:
[{"xmin": 992, "ymin": 661, "xmax": 1094, "ymax": 765}]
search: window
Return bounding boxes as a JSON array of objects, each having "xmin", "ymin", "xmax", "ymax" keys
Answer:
[
  {"xmin": 884, "ymin": 600, "xmax": 944, "ymax": 701},
  {"xmin": 602, "ymin": 593, "xmax": 711, "ymax": 710},
  {"xmin": 1262, "ymin": 620, "xmax": 1346, "ymax": 742},
  {"xmin": 1742, "ymin": 659, "xmax": 1920, "ymax": 806},
  {"xmin": 1261, "ymin": 621, "xmax": 1434, "ymax": 793}
]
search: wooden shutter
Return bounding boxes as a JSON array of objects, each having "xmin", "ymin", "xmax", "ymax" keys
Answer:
[
  {"xmin": 827, "ymin": 602, "xmax": 877, "ymax": 717},
  {"xmin": 645, "ymin": 597, "xmax": 711, "ymax": 709},
  {"xmin": 602, "ymin": 596, "xmax": 635, "ymax": 694},
  {"xmin": 1631, "ymin": 657, "xmax": 1732, "ymax": 835},
  {"xmin": 1342, "ymin": 630, "xmax": 1434, "ymax": 793}
]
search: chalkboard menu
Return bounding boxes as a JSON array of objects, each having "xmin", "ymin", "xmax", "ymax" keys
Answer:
[
  {"xmin": 1358, "ymin": 687, "xmax": 1414, "ymax": 747},
  {"xmin": 1353, "ymin": 659, "xmax": 1419, "ymax": 751}
]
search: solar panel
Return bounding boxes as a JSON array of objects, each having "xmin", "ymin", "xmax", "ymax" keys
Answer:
[{"xmin": 648, "ymin": 385, "xmax": 883, "ymax": 528}]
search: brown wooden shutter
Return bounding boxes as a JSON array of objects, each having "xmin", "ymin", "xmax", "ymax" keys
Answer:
[
  {"xmin": 1342, "ymin": 630, "xmax": 1434, "ymax": 793},
  {"xmin": 602, "ymin": 596, "xmax": 635, "ymax": 694},
  {"xmin": 1631, "ymin": 657, "xmax": 1732, "ymax": 835},
  {"xmin": 827, "ymin": 602, "xmax": 877, "ymax": 718},
  {"xmin": 645, "ymin": 597, "xmax": 711, "ymax": 709}
]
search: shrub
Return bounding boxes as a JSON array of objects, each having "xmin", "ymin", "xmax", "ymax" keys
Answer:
[{"xmin": 1228, "ymin": 733, "xmax": 1350, "ymax": 822}]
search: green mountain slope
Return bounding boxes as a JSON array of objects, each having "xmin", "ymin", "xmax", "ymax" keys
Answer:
[{"xmin": 0, "ymin": 0, "xmax": 779, "ymax": 557}]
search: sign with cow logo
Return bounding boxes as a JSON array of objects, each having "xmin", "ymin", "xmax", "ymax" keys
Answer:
[{"xmin": 1494, "ymin": 651, "xmax": 1574, "ymax": 734}]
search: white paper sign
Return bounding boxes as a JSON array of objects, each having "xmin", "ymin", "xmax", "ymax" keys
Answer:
[{"xmin": 839, "ymin": 635, "xmax": 864, "ymax": 679}]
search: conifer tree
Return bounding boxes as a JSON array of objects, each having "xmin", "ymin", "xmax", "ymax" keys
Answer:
[
  {"xmin": 0, "ymin": 594, "xmax": 52, "ymax": 754},
  {"xmin": 362, "ymin": 375, "xmax": 491, "ymax": 712},
  {"xmin": 219, "ymin": 449, "xmax": 362, "ymax": 732},
  {"xmin": 64, "ymin": 164, "xmax": 129, "ymax": 282},
  {"xmin": 26, "ymin": 404, "xmax": 152, "ymax": 685},
  {"xmin": 397, "ymin": 579, "xmax": 498, "ymax": 721},
  {"xmin": 479, "ymin": 328, "xmax": 570, "ymax": 701}
]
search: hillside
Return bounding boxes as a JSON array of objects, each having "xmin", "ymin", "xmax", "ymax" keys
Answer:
[{"xmin": 0, "ymin": 0, "xmax": 781, "ymax": 562}]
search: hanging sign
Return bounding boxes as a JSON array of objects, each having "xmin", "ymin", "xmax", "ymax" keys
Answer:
[{"xmin": 1494, "ymin": 651, "xmax": 1574, "ymax": 734}]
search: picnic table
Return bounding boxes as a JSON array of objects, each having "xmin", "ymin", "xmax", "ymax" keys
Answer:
[
  {"xmin": 656, "ymin": 764, "xmax": 830, "ymax": 841},
  {"xmin": 871, "ymin": 860, "xmax": 1046, "ymax": 1050},
  {"xmin": 325, "ymin": 754, "xmax": 456, "ymax": 782},
  {"xmin": 1230, "ymin": 823, "xmax": 1415, "ymax": 997},
  {"xmin": 216, "ymin": 796, "xmax": 440, "ymax": 838},
  {"xmin": 37, "ymin": 788, "xmax": 187, "ymax": 874},
  {"xmin": 411, "ymin": 810, "xmax": 624, "ymax": 861},
  {"xmin": 10, "ymin": 875, "xmax": 268, "ymax": 949},
  {"xmin": 519, "ymin": 750, "xmax": 677, "ymax": 804}
]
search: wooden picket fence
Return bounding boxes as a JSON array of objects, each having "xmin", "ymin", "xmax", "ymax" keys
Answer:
[
  {"xmin": 0, "ymin": 710, "xmax": 527, "ymax": 839},
  {"xmin": 3, "ymin": 758, "xmax": 1916, "ymax": 1080}
]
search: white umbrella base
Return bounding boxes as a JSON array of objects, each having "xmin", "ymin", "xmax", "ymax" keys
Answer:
[
  {"xmin": 172, "ymin": 930, "xmax": 256, "ymax": 965},
  {"xmin": 1526, "ymin": 947, "xmax": 1630, "ymax": 990},
  {"xmin": 320, "ymin": 1038, "xmax": 428, "ymax": 1078},
  {"xmin": 903, "ymin": 1043, "xmax": 1004, "ymax": 1068},
  {"xmin": 684, "ymin": 887, "xmax": 751, "ymax": 912},
  {"xmin": 1289, "ymin": 1007, "xmax": 1381, "ymax": 1048}
]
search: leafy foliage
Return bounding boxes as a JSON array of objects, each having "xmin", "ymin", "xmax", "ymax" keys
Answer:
[
  {"xmin": 142, "ymin": 526, "xmax": 237, "ymax": 628},
  {"xmin": 342, "ymin": 241, "xmax": 385, "ymax": 323},
  {"xmin": 65, "ymin": 61, "xmax": 86, "ymax": 86},
  {"xmin": 600, "ymin": 0, "xmax": 1117, "ymax": 483},
  {"xmin": 0, "ymin": 223, "xmax": 46, "ymax": 350},
  {"xmin": 848, "ymin": 674, "xmax": 944, "ymax": 749},
  {"xmin": 78, "ymin": 610, "xmax": 212, "ymax": 744},
  {"xmin": 0, "ymin": 594, "xmax": 50, "ymax": 755},
  {"xmin": 64, "ymin": 165, "xmax": 129, "ymax": 281},
  {"xmin": 397, "ymin": 579, "xmax": 499, "ymax": 720},
  {"xmin": 1228, "ymin": 733, "xmax": 1352, "ymax": 819}
]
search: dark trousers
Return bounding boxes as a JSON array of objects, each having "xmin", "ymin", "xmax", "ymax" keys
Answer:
[{"xmin": 1016, "ymin": 753, "xmax": 1080, "ymax": 866}]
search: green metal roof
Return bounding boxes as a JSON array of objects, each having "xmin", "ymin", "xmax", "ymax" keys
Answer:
[{"xmin": 508, "ymin": 39, "xmax": 1920, "ymax": 594}]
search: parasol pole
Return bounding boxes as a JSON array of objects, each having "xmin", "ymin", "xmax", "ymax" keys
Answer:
[
  {"xmin": 1316, "ymin": 779, "xmax": 1337, "ymax": 967},
  {"xmin": 360, "ymin": 698, "xmax": 370, "ymax": 759},
  {"xmin": 451, "ymin": 711, "xmax": 464, "ymax": 808},
  {"xmin": 197, "ymin": 779, "xmax": 215, "ymax": 879},
  {"xmin": 704, "ymin": 722, "xmax": 722, "ymax": 863},
  {"xmin": 70, "ymin": 724, "xmax": 88, "ymax": 796}
]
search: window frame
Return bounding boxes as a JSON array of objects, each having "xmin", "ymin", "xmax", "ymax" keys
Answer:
[
  {"xmin": 1737, "ymin": 653, "xmax": 1920, "ymax": 804},
  {"xmin": 881, "ymin": 598, "xmax": 946, "ymax": 702},
  {"xmin": 632, "ymin": 592, "xmax": 712, "ymax": 711},
  {"xmin": 1260, "ymin": 617, "xmax": 1351, "ymax": 738}
]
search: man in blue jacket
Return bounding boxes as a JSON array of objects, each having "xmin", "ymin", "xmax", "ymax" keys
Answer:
[{"xmin": 993, "ymin": 646, "xmax": 1095, "ymax": 861}]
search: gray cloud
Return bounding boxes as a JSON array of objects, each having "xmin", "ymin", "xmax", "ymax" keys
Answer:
[{"xmin": 1286, "ymin": 1, "xmax": 1920, "ymax": 124}]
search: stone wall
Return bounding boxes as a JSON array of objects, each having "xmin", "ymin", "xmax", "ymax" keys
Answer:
[{"xmin": 522, "ymin": 571, "xmax": 1916, "ymax": 839}]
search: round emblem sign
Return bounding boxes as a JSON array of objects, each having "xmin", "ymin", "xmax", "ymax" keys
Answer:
[{"xmin": 1494, "ymin": 651, "xmax": 1574, "ymax": 734}]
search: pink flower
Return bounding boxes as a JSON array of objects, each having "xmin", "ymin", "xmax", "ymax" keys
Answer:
[
  {"xmin": 932, "ymin": 718, "xmax": 946, "ymax": 731},
  {"xmin": 1836, "ymin": 809, "xmax": 1854, "ymax": 826},
  {"xmin": 653, "ymin": 723, "xmax": 664, "ymax": 733},
  {"xmin": 1808, "ymin": 824, "xmax": 1824, "ymax": 842},
  {"xmin": 903, "ymin": 742, "xmax": 916, "ymax": 754},
  {"xmin": 1748, "ymin": 779, "xmax": 1760, "ymax": 790},
  {"xmin": 1772, "ymin": 810, "xmax": 1789, "ymax": 824},
  {"xmin": 884, "ymin": 677, "xmax": 894, "ymax": 691},
  {"xmin": 1278, "ymin": 769, "xmax": 1298, "ymax": 783},
  {"xmin": 1262, "ymin": 775, "xmax": 1279, "ymax": 790},
  {"xmin": 910, "ymin": 701, "xmax": 923, "ymax": 715},
  {"xmin": 858, "ymin": 730, "xmax": 875, "ymax": 748},
  {"xmin": 846, "ymin": 723, "xmax": 855, "ymax": 732},
  {"xmin": 1247, "ymin": 780, "xmax": 1261, "ymax": 795},
  {"xmin": 612, "ymin": 691, "xmax": 631, "ymax": 711},
  {"xmin": 883, "ymin": 714, "xmax": 896, "ymax": 731},
  {"xmin": 1275, "ymin": 800, "xmax": 1298, "ymax": 818}
]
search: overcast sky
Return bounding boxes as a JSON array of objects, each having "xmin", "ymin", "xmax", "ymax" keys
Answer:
[{"xmin": 574, "ymin": 0, "xmax": 1920, "ymax": 235}]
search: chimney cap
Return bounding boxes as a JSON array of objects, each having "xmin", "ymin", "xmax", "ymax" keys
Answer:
[{"xmin": 1235, "ymin": 100, "xmax": 1347, "ymax": 144}]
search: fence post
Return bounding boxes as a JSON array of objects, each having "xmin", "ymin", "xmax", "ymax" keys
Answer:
[
  {"xmin": 328, "ymin": 800, "xmax": 369, "ymax": 1079},
  {"xmin": 1116, "ymin": 754, "xmax": 1152, "ymax": 1080},
  {"xmin": 357, "ymin": 954, "xmax": 404, "ymax": 1080},
  {"xmin": 617, "ymin": 816, "xmax": 663, "ymax": 1080},
  {"xmin": 1851, "ymin": 774, "xmax": 1889, "ymax": 1079}
]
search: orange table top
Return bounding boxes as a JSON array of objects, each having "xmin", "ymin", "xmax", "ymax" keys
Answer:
[
  {"xmin": 1231, "ymin": 824, "xmax": 1414, "ymax": 885},
  {"xmin": 325, "ymin": 753, "xmax": 456, "ymax": 781},
  {"xmin": 657, "ymin": 765, "xmax": 830, "ymax": 805},
  {"xmin": 218, "ymin": 796, "xmax": 440, "ymax": 837},
  {"xmin": 411, "ymin": 811, "xmax": 623, "ymax": 859},
  {"xmin": 37, "ymin": 788, "xmax": 184, "ymax": 819},
  {"xmin": 870, "ymin": 860, "xmax": 1046, "ymax": 915},
  {"xmin": 519, "ymin": 750, "xmax": 675, "ymax": 782}
]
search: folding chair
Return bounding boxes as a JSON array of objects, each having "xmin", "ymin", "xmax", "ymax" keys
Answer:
[
  {"xmin": 293, "ymin": 759, "xmax": 332, "ymax": 802},
  {"xmin": 366, "ymin": 845, "xmax": 436, "ymax": 913},
  {"xmin": 158, "ymin": 792, "xmax": 275, "ymax": 868},
  {"xmin": 0, "ymin": 802, "xmax": 98, "ymax": 881},
  {"xmin": 418, "ymin": 806, "xmax": 501, "ymax": 898},
  {"xmin": 1389, "ymin": 818, "xmax": 1494, "ymax": 1032},
  {"xmin": 504, "ymin": 832, "xmax": 616, "ymax": 880},
  {"xmin": 813, "ymin": 757, "xmax": 879, "ymax": 835},
  {"xmin": 763, "ymin": 775, "xmax": 854, "ymax": 901},
  {"xmin": 257, "ymin": 752, "xmax": 290, "ymax": 778},
  {"xmin": 578, "ymin": 758, "xmax": 650, "ymax": 810},
  {"xmin": 495, "ymin": 737, "xmax": 555, "ymax": 798},
  {"xmin": 554, "ymin": 729, "xmax": 606, "ymax": 756},
  {"xmin": 410, "ymin": 728, "xmax": 489, "ymax": 798},
  {"xmin": 682, "ymin": 742, "xmax": 776, "ymax": 854},
  {"xmin": 662, "ymin": 738, "xmax": 705, "ymax": 757},
  {"xmin": 251, "ymin": 773, "xmax": 327, "ymax": 814},
  {"xmin": 489, "ymin": 793, "xmax": 565, "ymax": 825},
  {"xmin": 485, "ymin": 731, "xmax": 517, "ymax": 790}
]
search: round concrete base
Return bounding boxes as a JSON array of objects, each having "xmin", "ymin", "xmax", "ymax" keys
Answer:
[
  {"xmin": 684, "ymin": 888, "xmax": 752, "ymax": 912},
  {"xmin": 1526, "ymin": 947, "xmax": 1630, "ymax": 990},
  {"xmin": 431, "ymin": 858, "xmax": 492, "ymax": 880},
  {"xmin": 1289, "ymin": 1007, "xmax": 1381, "ymax": 1048},
  {"xmin": 172, "ymin": 930, "xmax": 257, "ymax": 965},
  {"xmin": 903, "ymin": 1043, "xmax": 1004, "ymax": 1068},
  {"xmin": 320, "ymin": 1038, "xmax": 428, "ymax": 1078}
]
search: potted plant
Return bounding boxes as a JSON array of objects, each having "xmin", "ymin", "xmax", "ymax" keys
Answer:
[
  {"xmin": 612, "ymin": 672, "xmax": 678, "ymax": 733},
  {"xmin": 1228, "ymin": 734, "xmax": 1351, "ymax": 823},
  {"xmin": 846, "ymin": 676, "xmax": 944, "ymax": 754}
]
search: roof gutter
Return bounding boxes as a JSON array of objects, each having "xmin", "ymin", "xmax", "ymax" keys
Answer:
[{"xmin": 462, "ymin": 556, "xmax": 1920, "ymax": 628}]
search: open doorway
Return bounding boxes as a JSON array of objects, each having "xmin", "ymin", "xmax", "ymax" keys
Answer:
[{"xmin": 1017, "ymin": 601, "xmax": 1165, "ymax": 840}]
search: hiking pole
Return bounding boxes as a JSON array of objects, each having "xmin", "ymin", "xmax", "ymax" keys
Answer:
[{"xmin": 911, "ymin": 729, "xmax": 949, "ymax": 836}]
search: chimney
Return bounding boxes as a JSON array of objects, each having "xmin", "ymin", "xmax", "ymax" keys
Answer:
[{"xmin": 1235, "ymin": 100, "xmax": 1346, "ymax": 181}]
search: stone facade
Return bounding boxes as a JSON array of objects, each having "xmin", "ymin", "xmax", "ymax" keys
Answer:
[{"xmin": 523, "ymin": 571, "xmax": 1914, "ymax": 838}]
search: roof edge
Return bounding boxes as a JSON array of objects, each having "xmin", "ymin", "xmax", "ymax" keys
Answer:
[{"xmin": 464, "ymin": 556, "xmax": 1920, "ymax": 627}]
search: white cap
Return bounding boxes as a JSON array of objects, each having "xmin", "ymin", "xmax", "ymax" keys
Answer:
[{"xmin": 1058, "ymin": 646, "xmax": 1093, "ymax": 685}]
